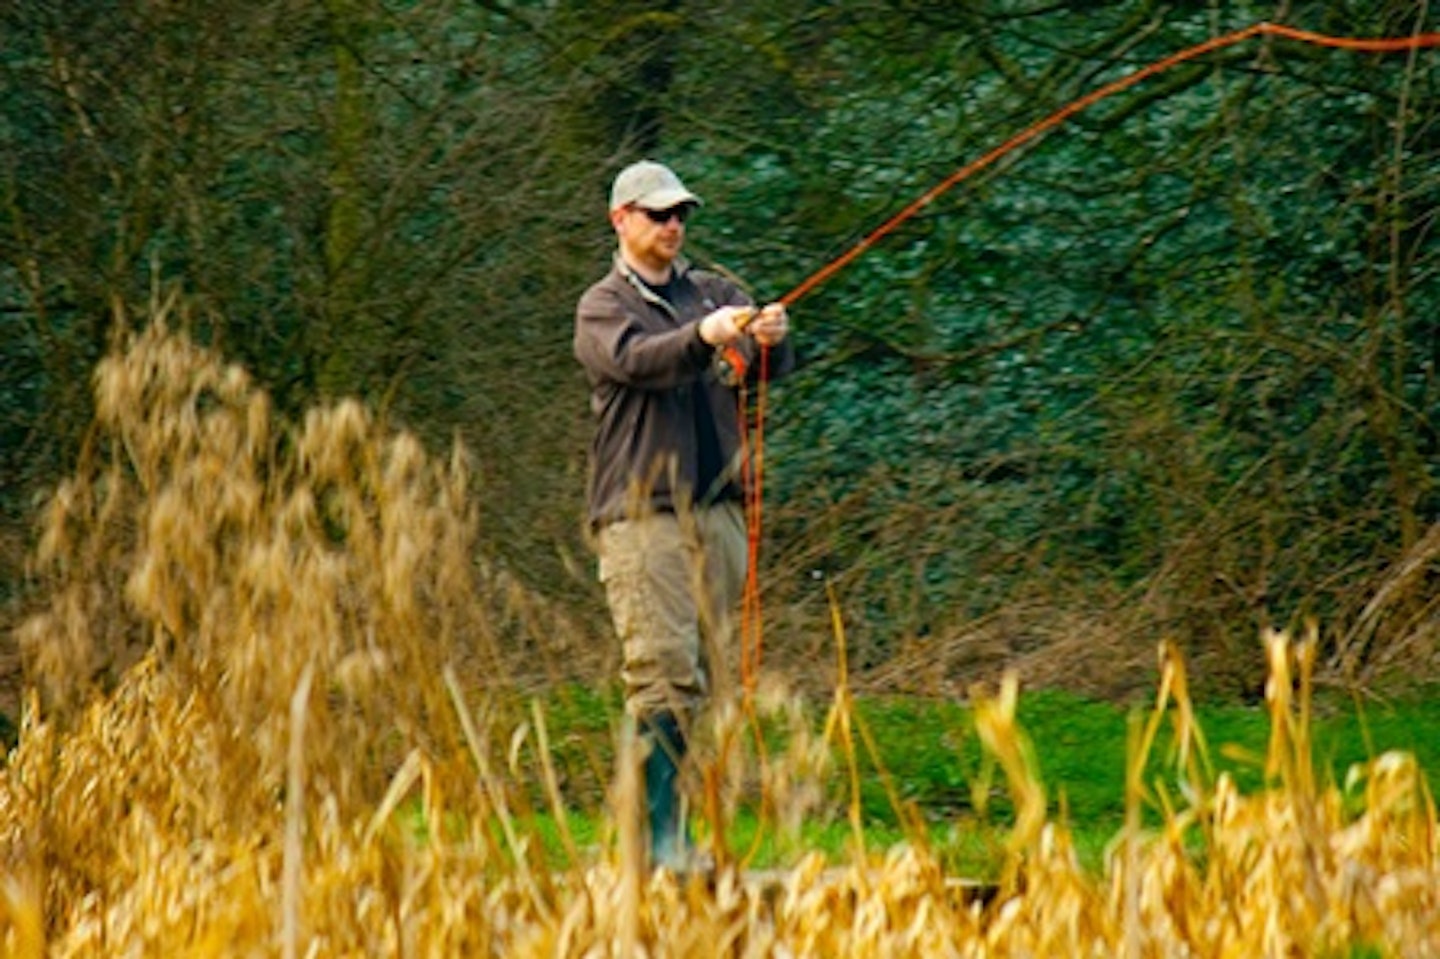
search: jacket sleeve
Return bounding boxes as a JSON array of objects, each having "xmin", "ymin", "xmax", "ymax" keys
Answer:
[{"xmin": 574, "ymin": 287, "xmax": 714, "ymax": 390}]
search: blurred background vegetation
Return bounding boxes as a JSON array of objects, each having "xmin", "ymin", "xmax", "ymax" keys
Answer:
[{"xmin": 3, "ymin": 0, "xmax": 1437, "ymax": 713}]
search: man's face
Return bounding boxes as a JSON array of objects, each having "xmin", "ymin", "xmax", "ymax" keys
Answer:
[{"xmin": 613, "ymin": 203, "xmax": 695, "ymax": 272}]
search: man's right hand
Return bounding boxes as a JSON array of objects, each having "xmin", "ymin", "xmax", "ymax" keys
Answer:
[{"xmin": 697, "ymin": 306, "xmax": 755, "ymax": 346}]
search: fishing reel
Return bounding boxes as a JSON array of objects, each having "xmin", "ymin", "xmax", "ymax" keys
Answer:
[{"xmin": 712, "ymin": 307, "xmax": 757, "ymax": 387}]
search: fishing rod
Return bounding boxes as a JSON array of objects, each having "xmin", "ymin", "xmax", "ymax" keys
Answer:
[
  {"xmin": 735, "ymin": 19, "xmax": 1440, "ymax": 691},
  {"xmin": 777, "ymin": 21, "xmax": 1440, "ymax": 309}
]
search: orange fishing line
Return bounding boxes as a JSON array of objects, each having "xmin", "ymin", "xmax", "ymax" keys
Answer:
[{"xmin": 736, "ymin": 344, "xmax": 768, "ymax": 695}]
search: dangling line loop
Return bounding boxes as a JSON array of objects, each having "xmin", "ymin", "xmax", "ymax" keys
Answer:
[{"xmin": 737, "ymin": 345, "xmax": 769, "ymax": 695}]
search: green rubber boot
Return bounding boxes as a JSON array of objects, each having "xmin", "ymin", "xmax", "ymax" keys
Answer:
[{"xmin": 641, "ymin": 711, "xmax": 691, "ymax": 872}]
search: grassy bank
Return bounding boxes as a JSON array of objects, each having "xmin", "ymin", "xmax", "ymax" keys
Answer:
[{"xmin": 527, "ymin": 678, "xmax": 1440, "ymax": 876}]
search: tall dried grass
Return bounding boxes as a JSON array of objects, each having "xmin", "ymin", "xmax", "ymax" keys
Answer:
[
  {"xmin": 2, "ymin": 319, "xmax": 1438, "ymax": 956},
  {"xmin": 16, "ymin": 310, "xmax": 501, "ymax": 801}
]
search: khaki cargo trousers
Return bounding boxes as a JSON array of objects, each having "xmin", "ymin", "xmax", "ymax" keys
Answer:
[{"xmin": 597, "ymin": 502, "xmax": 747, "ymax": 720}]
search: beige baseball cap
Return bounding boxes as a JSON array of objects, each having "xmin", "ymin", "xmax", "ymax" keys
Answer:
[{"xmin": 609, "ymin": 160, "xmax": 702, "ymax": 211}]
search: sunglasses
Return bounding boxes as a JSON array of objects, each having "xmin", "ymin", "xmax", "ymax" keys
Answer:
[{"xmin": 637, "ymin": 204, "xmax": 693, "ymax": 225}]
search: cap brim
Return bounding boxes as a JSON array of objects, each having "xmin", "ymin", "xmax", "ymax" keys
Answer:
[{"xmin": 633, "ymin": 188, "xmax": 701, "ymax": 210}]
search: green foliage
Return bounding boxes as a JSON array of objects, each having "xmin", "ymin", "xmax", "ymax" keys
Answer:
[
  {"xmin": 3, "ymin": 0, "xmax": 1439, "ymax": 701},
  {"xmin": 676, "ymin": 0, "xmax": 1440, "ymax": 693}
]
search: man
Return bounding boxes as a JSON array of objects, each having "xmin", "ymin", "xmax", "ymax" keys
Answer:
[{"xmin": 573, "ymin": 159, "xmax": 794, "ymax": 871}]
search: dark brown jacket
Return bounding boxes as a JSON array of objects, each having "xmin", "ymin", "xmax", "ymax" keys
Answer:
[{"xmin": 574, "ymin": 254, "xmax": 795, "ymax": 527}]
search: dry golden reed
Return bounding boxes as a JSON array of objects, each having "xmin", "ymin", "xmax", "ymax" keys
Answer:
[{"xmin": 3, "ymin": 319, "xmax": 1439, "ymax": 956}]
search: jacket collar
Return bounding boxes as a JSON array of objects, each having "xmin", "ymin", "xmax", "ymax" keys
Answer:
[{"xmin": 614, "ymin": 251, "xmax": 691, "ymax": 314}]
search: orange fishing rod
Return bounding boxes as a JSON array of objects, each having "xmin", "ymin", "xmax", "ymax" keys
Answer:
[
  {"xmin": 736, "ymin": 19, "xmax": 1440, "ymax": 693},
  {"xmin": 779, "ymin": 21, "xmax": 1440, "ymax": 309}
]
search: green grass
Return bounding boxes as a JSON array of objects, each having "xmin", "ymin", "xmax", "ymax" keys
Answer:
[
  {"xmin": 504, "ymin": 682, "xmax": 1440, "ymax": 877},
  {"xmin": 867, "ymin": 685, "xmax": 1440, "ymax": 874}
]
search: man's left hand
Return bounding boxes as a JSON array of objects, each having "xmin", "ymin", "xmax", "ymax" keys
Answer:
[{"xmin": 748, "ymin": 303, "xmax": 789, "ymax": 347}]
